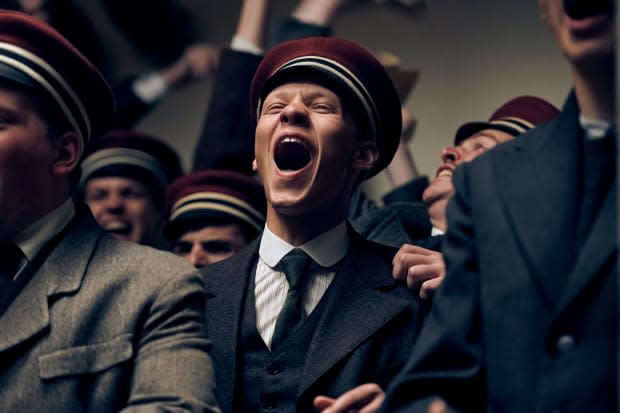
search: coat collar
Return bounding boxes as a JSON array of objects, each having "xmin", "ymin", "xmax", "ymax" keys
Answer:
[
  {"xmin": 203, "ymin": 229, "xmax": 415, "ymax": 408},
  {"xmin": 493, "ymin": 91, "xmax": 616, "ymax": 307},
  {"xmin": 556, "ymin": 183, "xmax": 616, "ymax": 314},
  {"xmin": 297, "ymin": 229, "xmax": 413, "ymax": 395},
  {"xmin": 0, "ymin": 207, "xmax": 103, "ymax": 353}
]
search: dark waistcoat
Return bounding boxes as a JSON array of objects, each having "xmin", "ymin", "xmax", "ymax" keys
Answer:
[{"xmin": 237, "ymin": 268, "xmax": 325, "ymax": 413}]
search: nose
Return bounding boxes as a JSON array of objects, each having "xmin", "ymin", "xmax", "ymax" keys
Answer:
[
  {"xmin": 187, "ymin": 244, "xmax": 208, "ymax": 268},
  {"xmin": 440, "ymin": 146, "xmax": 462, "ymax": 164},
  {"xmin": 279, "ymin": 101, "xmax": 309, "ymax": 127},
  {"xmin": 103, "ymin": 192, "xmax": 124, "ymax": 212}
]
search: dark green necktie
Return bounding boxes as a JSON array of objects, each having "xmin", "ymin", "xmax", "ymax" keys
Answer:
[{"xmin": 271, "ymin": 249, "xmax": 311, "ymax": 351}]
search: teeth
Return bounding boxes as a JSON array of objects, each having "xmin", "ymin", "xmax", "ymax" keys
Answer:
[
  {"xmin": 104, "ymin": 221, "xmax": 130, "ymax": 233},
  {"xmin": 438, "ymin": 170, "xmax": 452, "ymax": 178}
]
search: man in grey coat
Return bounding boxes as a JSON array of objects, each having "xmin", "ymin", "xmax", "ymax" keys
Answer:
[{"xmin": 0, "ymin": 10, "xmax": 219, "ymax": 412}]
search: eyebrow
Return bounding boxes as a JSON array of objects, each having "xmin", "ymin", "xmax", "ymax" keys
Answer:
[{"xmin": 466, "ymin": 132, "xmax": 501, "ymax": 144}]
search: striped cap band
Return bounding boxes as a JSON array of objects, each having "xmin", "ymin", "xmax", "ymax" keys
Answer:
[
  {"xmin": 170, "ymin": 192, "xmax": 266, "ymax": 232},
  {"xmin": 0, "ymin": 41, "xmax": 90, "ymax": 142},
  {"xmin": 489, "ymin": 117, "xmax": 535, "ymax": 135},
  {"xmin": 80, "ymin": 147, "xmax": 170, "ymax": 189},
  {"xmin": 258, "ymin": 55, "xmax": 380, "ymax": 143}
]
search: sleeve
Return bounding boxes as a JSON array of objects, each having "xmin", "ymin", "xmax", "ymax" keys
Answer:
[
  {"xmin": 191, "ymin": 49, "xmax": 262, "ymax": 174},
  {"xmin": 121, "ymin": 269, "xmax": 221, "ymax": 413},
  {"xmin": 111, "ymin": 77, "xmax": 155, "ymax": 129},
  {"xmin": 268, "ymin": 17, "xmax": 331, "ymax": 49},
  {"xmin": 382, "ymin": 176, "xmax": 430, "ymax": 205},
  {"xmin": 379, "ymin": 165, "xmax": 486, "ymax": 413}
]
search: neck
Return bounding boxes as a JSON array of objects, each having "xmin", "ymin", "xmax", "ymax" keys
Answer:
[
  {"xmin": 427, "ymin": 200, "xmax": 448, "ymax": 233},
  {"xmin": 266, "ymin": 207, "xmax": 346, "ymax": 246},
  {"xmin": 572, "ymin": 56, "xmax": 616, "ymax": 121}
]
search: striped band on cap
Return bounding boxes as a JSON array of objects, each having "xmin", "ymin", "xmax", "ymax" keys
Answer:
[
  {"xmin": 80, "ymin": 147, "xmax": 170, "ymax": 189},
  {"xmin": 489, "ymin": 117, "xmax": 535, "ymax": 135},
  {"xmin": 170, "ymin": 192, "xmax": 266, "ymax": 232},
  {"xmin": 258, "ymin": 55, "xmax": 380, "ymax": 143},
  {"xmin": 0, "ymin": 41, "xmax": 90, "ymax": 141}
]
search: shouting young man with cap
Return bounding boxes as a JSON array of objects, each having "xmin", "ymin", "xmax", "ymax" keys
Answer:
[
  {"xmin": 380, "ymin": 0, "xmax": 617, "ymax": 411},
  {"xmin": 0, "ymin": 10, "xmax": 219, "ymax": 412},
  {"xmin": 200, "ymin": 36, "xmax": 425, "ymax": 413},
  {"xmin": 165, "ymin": 169, "xmax": 266, "ymax": 268},
  {"xmin": 80, "ymin": 129, "xmax": 183, "ymax": 249}
]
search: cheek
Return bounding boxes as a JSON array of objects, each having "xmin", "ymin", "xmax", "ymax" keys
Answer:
[{"xmin": 86, "ymin": 201, "xmax": 103, "ymax": 216}]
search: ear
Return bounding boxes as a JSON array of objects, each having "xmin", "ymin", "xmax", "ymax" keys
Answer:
[
  {"xmin": 252, "ymin": 158, "xmax": 258, "ymax": 172},
  {"xmin": 352, "ymin": 141, "xmax": 379, "ymax": 173},
  {"xmin": 51, "ymin": 131, "xmax": 83, "ymax": 177}
]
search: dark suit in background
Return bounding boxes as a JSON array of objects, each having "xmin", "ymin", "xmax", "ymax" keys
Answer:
[{"xmin": 380, "ymin": 91, "xmax": 616, "ymax": 412}]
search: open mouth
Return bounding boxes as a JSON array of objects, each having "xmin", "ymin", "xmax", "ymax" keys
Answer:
[
  {"xmin": 563, "ymin": 0, "xmax": 613, "ymax": 19},
  {"xmin": 435, "ymin": 164, "xmax": 454, "ymax": 179},
  {"xmin": 103, "ymin": 221, "xmax": 131, "ymax": 236},
  {"xmin": 437, "ymin": 169, "xmax": 453, "ymax": 179},
  {"xmin": 274, "ymin": 137, "xmax": 312, "ymax": 171}
]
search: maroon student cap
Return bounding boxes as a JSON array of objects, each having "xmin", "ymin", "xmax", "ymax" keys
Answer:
[
  {"xmin": 79, "ymin": 130, "xmax": 183, "ymax": 198},
  {"xmin": 0, "ymin": 10, "xmax": 114, "ymax": 143},
  {"xmin": 249, "ymin": 36, "xmax": 402, "ymax": 178},
  {"xmin": 453, "ymin": 95, "xmax": 560, "ymax": 145},
  {"xmin": 164, "ymin": 169, "xmax": 266, "ymax": 241}
]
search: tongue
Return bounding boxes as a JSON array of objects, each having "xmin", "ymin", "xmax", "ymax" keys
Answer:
[
  {"xmin": 275, "ymin": 139, "xmax": 311, "ymax": 171},
  {"xmin": 564, "ymin": 0, "xmax": 613, "ymax": 19}
]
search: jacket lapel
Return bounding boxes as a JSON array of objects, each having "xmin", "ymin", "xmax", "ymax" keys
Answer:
[
  {"xmin": 298, "ymin": 231, "xmax": 411, "ymax": 394},
  {"xmin": 493, "ymin": 93, "xmax": 581, "ymax": 306},
  {"xmin": 555, "ymin": 184, "xmax": 616, "ymax": 315},
  {"xmin": 0, "ymin": 208, "xmax": 102, "ymax": 353},
  {"xmin": 202, "ymin": 239, "xmax": 258, "ymax": 413}
]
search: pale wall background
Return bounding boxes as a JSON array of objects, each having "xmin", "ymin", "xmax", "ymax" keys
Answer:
[{"xmin": 77, "ymin": 0, "xmax": 572, "ymax": 201}]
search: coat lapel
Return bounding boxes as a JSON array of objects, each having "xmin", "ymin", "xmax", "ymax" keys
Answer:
[
  {"xmin": 555, "ymin": 183, "xmax": 616, "ymax": 315},
  {"xmin": 0, "ymin": 208, "xmax": 102, "ymax": 353},
  {"xmin": 202, "ymin": 239, "xmax": 258, "ymax": 413},
  {"xmin": 493, "ymin": 93, "xmax": 581, "ymax": 306},
  {"xmin": 298, "ymin": 231, "xmax": 411, "ymax": 394}
]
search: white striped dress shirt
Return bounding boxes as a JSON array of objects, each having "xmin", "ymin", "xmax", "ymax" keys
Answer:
[{"xmin": 256, "ymin": 222, "xmax": 348, "ymax": 349}]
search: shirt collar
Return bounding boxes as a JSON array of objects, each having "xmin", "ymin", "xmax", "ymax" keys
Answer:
[
  {"xmin": 259, "ymin": 221, "xmax": 349, "ymax": 268},
  {"xmin": 14, "ymin": 198, "xmax": 75, "ymax": 261},
  {"xmin": 431, "ymin": 226, "xmax": 445, "ymax": 236},
  {"xmin": 579, "ymin": 114, "xmax": 613, "ymax": 140}
]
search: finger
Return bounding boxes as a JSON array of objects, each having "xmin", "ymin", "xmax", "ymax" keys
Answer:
[
  {"xmin": 313, "ymin": 395, "xmax": 335, "ymax": 410},
  {"xmin": 420, "ymin": 276, "xmax": 444, "ymax": 299},
  {"xmin": 406, "ymin": 264, "xmax": 440, "ymax": 290},
  {"xmin": 393, "ymin": 252, "xmax": 431, "ymax": 280},
  {"xmin": 428, "ymin": 399, "xmax": 450, "ymax": 413},
  {"xmin": 402, "ymin": 244, "xmax": 435, "ymax": 256},
  {"xmin": 321, "ymin": 384, "xmax": 383, "ymax": 412},
  {"xmin": 359, "ymin": 391, "xmax": 385, "ymax": 413}
]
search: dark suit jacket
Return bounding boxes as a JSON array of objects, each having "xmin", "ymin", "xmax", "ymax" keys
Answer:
[
  {"xmin": 202, "ymin": 227, "xmax": 425, "ymax": 413},
  {"xmin": 380, "ymin": 91, "xmax": 617, "ymax": 413},
  {"xmin": 0, "ymin": 206, "xmax": 220, "ymax": 412}
]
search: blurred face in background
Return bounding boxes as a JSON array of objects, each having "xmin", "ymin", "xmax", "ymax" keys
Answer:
[
  {"xmin": 172, "ymin": 223, "xmax": 249, "ymax": 268},
  {"xmin": 84, "ymin": 176, "xmax": 164, "ymax": 246},
  {"xmin": 422, "ymin": 129, "xmax": 515, "ymax": 230}
]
